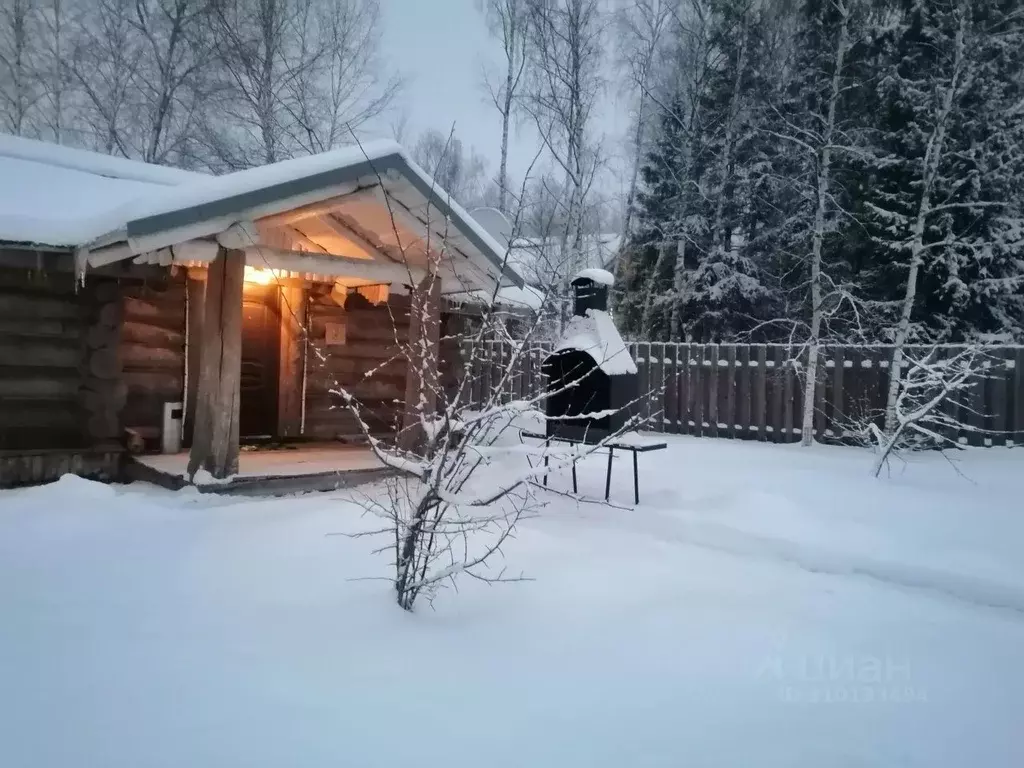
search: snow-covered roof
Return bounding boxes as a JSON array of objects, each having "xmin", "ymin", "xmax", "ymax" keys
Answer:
[
  {"xmin": 574, "ymin": 268, "xmax": 615, "ymax": 286},
  {"xmin": 0, "ymin": 134, "xmax": 522, "ymax": 291},
  {"xmin": 0, "ymin": 134, "xmax": 203, "ymax": 247},
  {"xmin": 447, "ymin": 283, "xmax": 545, "ymax": 312},
  {"xmin": 553, "ymin": 309, "xmax": 637, "ymax": 376}
]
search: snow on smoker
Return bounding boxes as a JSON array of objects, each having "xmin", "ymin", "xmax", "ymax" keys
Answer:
[{"xmin": 542, "ymin": 269, "xmax": 639, "ymax": 444}]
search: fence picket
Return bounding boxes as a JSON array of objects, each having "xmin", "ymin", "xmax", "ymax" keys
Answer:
[
  {"xmin": 814, "ymin": 347, "xmax": 827, "ymax": 442},
  {"xmin": 829, "ymin": 347, "xmax": 845, "ymax": 442},
  {"xmin": 782, "ymin": 353, "xmax": 795, "ymax": 442},
  {"xmin": 1014, "ymin": 349, "xmax": 1024, "ymax": 447},
  {"xmin": 665, "ymin": 344, "xmax": 679, "ymax": 434},
  {"xmin": 693, "ymin": 345, "xmax": 705, "ymax": 437},
  {"xmin": 736, "ymin": 345, "xmax": 751, "ymax": 439},
  {"xmin": 754, "ymin": 345, "xmax": 767, "ymax": 441},
  {"xmin": 724, "ymin": 345, "xmax": 737, "ymax": 439},
  {"xmin": 680, "ymin": 343, "xmax": 692, "ymax": 435},
  {"xmin": 651, "ymin": 342, "xmax": 666, "ymax": 432}
]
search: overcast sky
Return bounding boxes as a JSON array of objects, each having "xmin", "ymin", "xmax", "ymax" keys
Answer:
[{"xmin": 378, "ymin": 0, "xmax": 630, "ymax": 207}]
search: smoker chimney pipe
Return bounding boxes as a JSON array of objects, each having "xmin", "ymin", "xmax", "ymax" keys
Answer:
[{"xmin": 571, "ymin": 276, "xmax": 608, "ymax": 316}]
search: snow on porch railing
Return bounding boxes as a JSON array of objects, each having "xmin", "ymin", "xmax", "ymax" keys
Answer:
[{"xmin": 458, "ymin": 341, "xmax": 1024, "ymax": 447}]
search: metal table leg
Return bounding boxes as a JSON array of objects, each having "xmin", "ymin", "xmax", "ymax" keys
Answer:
[
  {"xmin": 633, "ymin": 450, "xmax": 640, "ymax": 505},
  {"xmin": 605, "ymin": 447, "xmax": 614, "ymax": 500},
  {"xmin": 572, "ymin": 461, "xmax": 578, "ymax": 494}
]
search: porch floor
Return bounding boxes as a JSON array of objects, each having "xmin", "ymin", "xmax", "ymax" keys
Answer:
[
  {"xmin": 138, "ymin": 443, "xmax": 383, "ymax": 479},
  {"xmin": 131, "ymin": 443, "xmax": 389, "ymax": 496}
]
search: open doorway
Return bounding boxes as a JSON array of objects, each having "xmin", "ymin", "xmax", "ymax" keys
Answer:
[{"xmin": 240, "ymin": 283, "xmax": 280, "ymax": 439}]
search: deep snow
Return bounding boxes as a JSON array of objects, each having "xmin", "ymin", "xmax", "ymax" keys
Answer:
[{"xmin": 1, "ymin": 437, "xmax": 1023, "ymax": 768}]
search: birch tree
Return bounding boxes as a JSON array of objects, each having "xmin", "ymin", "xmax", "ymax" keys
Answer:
[
  {"xmin": 523, "ymin": 0, "xmax": 605, "ymax": 285},
  {"xmin": 0, "ymin": 0, "xmax": 39, "ymax": 135},
  {"xmin": 769, "ymin": 0, "xmax": 860, "ymax": 445},
  {"xmin": 206, "ymin": 0, "xmax": 397, "ymax": 169},
  {"xmin": 481, "ymin": 0, "xmax": 529, "ymax": 214},
  {"xmin": 34, "ymin": 0, "xmax": 75, "ymax": 143},
  {"xmin": 615, "ymin": 0, "xmax": 674, "ymax": 243},
  {"xmin": 69, "ymin": 0, "xmax": 142, "ymax": 155},
  {"xmin": 411, "ymin": 128, "xmax": 490, "ymax": 208}
]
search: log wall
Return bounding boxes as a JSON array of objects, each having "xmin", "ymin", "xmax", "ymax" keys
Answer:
[
  {"xmin": 120, "ymin": 275, "xmax": 187, "ymax": 449},
  {"xmin": 0, "ymin": 269, "xmax": 88, "ymax": 450},
  {"xmin": 304, "ymin": 290, "xmax": 411, "ymax": 439}
]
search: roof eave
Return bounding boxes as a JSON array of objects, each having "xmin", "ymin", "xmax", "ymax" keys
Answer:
[{"xmin": 122, "ymin": 152, "xmax": 524, "ymax": 289}]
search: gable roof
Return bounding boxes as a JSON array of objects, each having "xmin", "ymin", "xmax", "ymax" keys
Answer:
[{"xmin": 0, "ymin": 134, "xmax": 522, "ymax": 290}]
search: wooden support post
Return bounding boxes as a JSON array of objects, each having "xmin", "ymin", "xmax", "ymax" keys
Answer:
[
  {"xmin": 277, "ymin": 284, "xmax": 306, "ymax": 437},
  {"xmin": 187, "ymin": 248, "xmax": 245, "ymax": 480},
  {"xmin": 183, "ymin": 274, "xmax": 205, "ymax": 447},
  {"xmin": 399, "ymin": 273, "xmax": 441, "ymax": 454}
]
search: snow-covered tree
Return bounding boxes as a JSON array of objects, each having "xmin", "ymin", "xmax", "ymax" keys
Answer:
[
  {"xmin": 853, "ymin": 0, "xmax": 1024, "ymax": 432},
  {"xmin": 410, "ymin": 128, "xmax": 490, "ymax": 209}
]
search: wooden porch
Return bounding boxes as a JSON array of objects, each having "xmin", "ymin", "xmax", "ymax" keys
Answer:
[{"xmin": 128, "ymin": 442, "xmax": 391, "ymax": 496}]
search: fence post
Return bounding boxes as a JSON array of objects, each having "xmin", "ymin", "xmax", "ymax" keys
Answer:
[
  {"xmin": 1014, "ymin": 348, "xmax": 1024, "ymax": 447},
  {"xmin": 737, "ymin": 345, "xmax": 751, "ymax": 439}
]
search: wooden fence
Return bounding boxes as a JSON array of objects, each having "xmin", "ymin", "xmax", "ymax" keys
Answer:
[{"xmin": 462, "ymin": 342, "xmax": 1024, "ymax": 447}]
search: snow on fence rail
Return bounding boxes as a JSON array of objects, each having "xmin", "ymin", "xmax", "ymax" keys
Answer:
[{"xmin": 460, "ymin": 342, "xmax": 1024, "ymax": 447}]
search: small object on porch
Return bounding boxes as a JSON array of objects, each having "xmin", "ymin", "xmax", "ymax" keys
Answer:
[
  {"xmin": 519, "ymin": 430, "xmax": 667, "ymax": 505},
  {"xmin": 123, "ymin": 428, "xmax": 145, "ymax": 455},
  {"xmin": 161, "ymin": 401, "xmax": 183, "ymax": 454}
]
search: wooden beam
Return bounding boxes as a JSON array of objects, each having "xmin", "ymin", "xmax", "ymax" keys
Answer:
[
  {"xmin": 242, "ymin": 247, "xmax": 424, "ymax": 285},
  {"xmin": 256, "ymin": 187, "xmax": 380, "ymax": 228},
  {"xmin": 398, "ymin": 273, "xmax": 441, "ymax": 453},
  {"xmin": 187, "ymin": 247, "xmax": 244, "ymax": 479},
  {"xmin": 319, "ymin": 212, "xmax": 396, "ymax": 261}
]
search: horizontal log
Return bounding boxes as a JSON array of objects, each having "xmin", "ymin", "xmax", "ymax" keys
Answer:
[
  {"xmin": 0, "ymin": 400, "xmax": 80, "ymax": 430},
  {"xmin": 124, "ymin": 282, "xmax": 186, "ymax": 303},
  {"xmin": 82, "ymin": 381, "xmax": 128, "ymax": 412},
  {"xmin": 0, "ymin": 337, "xmax": 81, "ymax": 368},
  {"xmin": 0, "ymin": 291, "xmax": 80, "ymax": 320},
  {"xmin": 314, "ymin": 356, "xmax": 407, "ymax": 378},
  {"xmin": 0, "ymin": 372, "xmax": 81, "ymax": 399},
  {"xmin": 121, "ymin": 321, "xmax": 185, "ymax": 348},
  {"xmin": 0, "ymin": 268, "xmax": 79, "ymax": 294},
  {"xmin": 87, "ymin": 411, "xmax": 119, "ymax": 440},
  {"xmin": 96, "ymin": 301, "xmax": 122, "ymax": 329},
  {"xmin": 308, "ymin": 342, "xmax": 404, "ymax": 363},
  {"xmin": 121, "ymin": 343, "xmax": 184, "ymax": 371},
  {"xmin": 0, "ymin": 318, "xmax": 80, "ymax": 340},
  {"xmin": 90, "ymin": 280, "xmax": 121, "ymax": 304},
  {"xmin": 123, "ymin": 370, "xmax": 184, "ymax": 398},
  {"xmin": 306, "ymin": 373, "xmax": 405, "ymax": 400},
  {"xmin": 87, "ymin": 347, "xmax": 120, "ymax": 379},
  {"xmin": 123, "ymin": 296, "xmax": 184, "ymax": 331},
  {"xmin": 308, "ymin": 315, "xmax": 411, "ymax": 342},
  {"xmin": 0, "ymin": 427, "xmax": 85, "ymax": 452},
  {"xmin": 86, "ymin": 322, "xmax": 121, "ymax": 350}
]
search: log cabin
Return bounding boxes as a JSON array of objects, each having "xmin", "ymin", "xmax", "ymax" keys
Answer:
[{"xmin": 0, "ymin": 134, "xmax": 525, "ymax": 487}]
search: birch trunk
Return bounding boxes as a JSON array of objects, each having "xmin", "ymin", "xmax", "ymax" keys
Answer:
[
  {"xmin": 710, "ymin": 20, "xmax": 748, "ymax": 258},
  {"xmin": 800, "ymin": 3, "xmax": 850, "ymax": 446},
  {"xmin": 883, "ymin": 7, "xmax": 967, "ymax": 434}
]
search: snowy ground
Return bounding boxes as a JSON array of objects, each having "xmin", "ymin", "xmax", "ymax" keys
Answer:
[{"xmin": 2, "ymin": 437, "xmax": 1023, "ymax": 767}]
